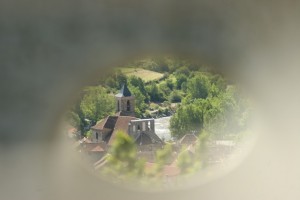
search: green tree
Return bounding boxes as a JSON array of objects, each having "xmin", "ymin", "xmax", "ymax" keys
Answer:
[
  {"xmin": 80, "ymin": 86, "xmax": 115, "ymax": 123},
  {"xmin": 146, "ymin": 82, "xmax": 165, "ymax": 102},
  {"xmin": 115, "ymin": 70, "xmax": 127, "ymax": 88},
  {"xmin": 102, "ymin": 131, "xmax": 145, "ymax": 182},
  {"xmin": 140, "ymin": 58, "xmax": 169, "ymax": 72},
  {"xmin": 147, "ymin": 144, "xmax": 173, "ymax": 178},
  {"xmin": 170, "ymin": 103, "xmax": 204, "ymax": 138},
  {"xmin": 158, "ymin": 82, "xmax": 171, "ymax": 98},
  {"xmin": 175, "ymin": 66, "xmax": 190, "ymax": 77},
  {"xmin": 175, "ymin": 74, "xmax": 188, "ymax": 89},
  {"xmin": 210, "ymin": 74, "xmax": 227, "ymax": 92},
  {"xmin": 105, "ymin": 76, "xmax": 117, "ymax": 89},
  {"xmin": 166, "ymin": 78, "xmax": 174, "ymax": 90},
  {"xmin": 181, "ymin": 81, "xmax": 188, "ymax": 93},
  {"xmin": 85, "ymin": 130, "xmax": 93, "ymax": 138},
  {"xmin": 169, "ymin": 90, "xmax": 182, "ymax": 103},
  {"xmin": 128, "ymin": 85, "xmax": 147, "ymax": 118},
  {"xmin": 187, "ymin": 74, "xmax": 210, "ymax": 99},
  {"xmin": 172, "ymin": 84, "xmax": 250, "ymax": 137},
  {"xmin": 128, "ymin": 75, "xmax": 149, "ymax": 102},
  {"xmin": 177, "ymin": 149, "xmax": 197, "ymax": 174},
  {"xmin": 177, "ymin": 130, "xmax": 209, "ymax": 174}
]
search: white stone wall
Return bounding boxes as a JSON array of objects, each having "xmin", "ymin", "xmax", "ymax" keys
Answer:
[{"xmin": 128, "ymin": 119, "xmax": 155, "ymax": 135}]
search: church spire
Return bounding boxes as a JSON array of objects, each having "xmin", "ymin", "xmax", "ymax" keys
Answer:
[
  {"xmin": 115, "ymin": 83, "xmax": 135, "ymax": 116},
  {"xmin": 115, "ymin": 83, "xmax": 132, "ymax": 97}
]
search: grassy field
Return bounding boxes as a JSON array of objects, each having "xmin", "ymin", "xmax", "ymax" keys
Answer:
[{"xmin": 119, "ymin": 67, "xmax": 164, "ymax": 82}]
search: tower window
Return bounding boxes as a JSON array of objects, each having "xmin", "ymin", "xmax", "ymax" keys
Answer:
[
  {"xmin": 127, "ymin": 100, "xmax": 130, "ymax": 111},
  {"xmin": 117, "ymin": 101, "xmax": 120, "ymax": 112}
]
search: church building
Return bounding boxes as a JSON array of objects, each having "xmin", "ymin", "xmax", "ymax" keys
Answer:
[{"xmin": 90, "ymin": 83, "xmax": 163, "ymax": 146}]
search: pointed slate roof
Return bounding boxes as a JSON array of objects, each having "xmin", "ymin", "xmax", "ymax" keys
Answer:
[{"xmin": 115, "ymin": 83, "xmax": 132, "ymax": 97}]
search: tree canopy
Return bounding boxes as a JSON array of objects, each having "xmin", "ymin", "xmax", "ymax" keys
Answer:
[
  {"xmin": 68, "ymin": 56, "xmax": 251, "ymax": 142},
  {"xmin": 80, "ymin": 86, "xmax": 115, "ymax": 124},
  {"xmin": 102, "ymin": 131, "xmax": 145, "ymax": 182}
]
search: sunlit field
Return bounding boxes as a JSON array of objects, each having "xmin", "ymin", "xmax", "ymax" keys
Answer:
[{"xmin": 119, "ymin": 67, "xmax": 164, "ymax": 82}]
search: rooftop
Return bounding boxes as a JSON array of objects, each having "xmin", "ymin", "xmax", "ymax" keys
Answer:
[
  {"xmin": 115, "ymin": 83, "xmax": 132, "ymax": 97},
  {"xmin": 179, "ymin": 134, "xmax": 198, "ymax": 145},
  {"xmin": 108, "ymin": 116, "xmax": 137, "ymax": 145},
  {"xmin": 91, "ymin": 116, "xmax": 118, "ymax": 131}
]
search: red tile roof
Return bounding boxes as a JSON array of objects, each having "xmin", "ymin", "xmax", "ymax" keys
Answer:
[
  {"xmin": 91, "ymin": 145, "xmax": 105, "ymax": 152},
  {"xmin": 91, "ymin": 116, "xmax": 118, "ymax": 131},
  {"xmin": 145, "ymin": 162, "xmax": 180, "ymax": 177},
  {"xmin": 108, "ymin": 116, "xmax": 137, "ymax": 145},
  {"xmin": 81, "ymin": 142, "xmax": 107, "ymax": 152},
  {"xmin": 81, "ymin": 137, "xmax": 93, "ymax": 143}
]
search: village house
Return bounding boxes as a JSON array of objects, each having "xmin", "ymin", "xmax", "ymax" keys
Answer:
[
  {"xmin": 77, "ymin": 83, "xmax": 201, "ymax": 179},
  {"xmin": 79, "ymin": 83, "xmax": 164, "ymax": 162},
  {"xmin": 90, "ymin": 83, "xmax": 163, "ymax": 146}
]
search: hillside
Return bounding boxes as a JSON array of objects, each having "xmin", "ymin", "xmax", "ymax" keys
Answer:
[{"xmin": 119, "ymin": 67, "xmax": 164, "ymax": 82}]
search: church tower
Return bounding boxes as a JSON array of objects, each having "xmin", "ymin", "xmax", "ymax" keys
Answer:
[{"xmin": 115, "ymin": 83, "xmax": 135, "ymax": 116}]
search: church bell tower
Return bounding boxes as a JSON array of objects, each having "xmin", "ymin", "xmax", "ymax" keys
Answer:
[{"xmin": 115, "ymin": 83, "xmax": 135, "ymax": 116}]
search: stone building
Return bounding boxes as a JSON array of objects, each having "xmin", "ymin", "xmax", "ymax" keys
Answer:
[
  {"xmin": 90, "ymin": 83, "xmax": 163, "ymax": 146},
  {"xmin": 115, "ymin": 84, "xmax": 135, "ymax": 116}
]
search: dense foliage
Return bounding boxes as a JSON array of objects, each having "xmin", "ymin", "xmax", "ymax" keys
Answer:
[
  {"xmin": 67, "ymin": 57, "xmax": 251, "ymax": 185},
  {"xmin": 101, "ymin": 131, "xmax": 208, "ymax": 184},
  {"xmin": 102, "ymin": 131, "xmax": 145, "ymax": 182},
  {"xmin": 67, "ymin": 86, "xmax": 115, "ymax": 134},
  {"xmin": 68, "ymin": 56, "xmax": 250, "ymax": 139},
  {"xmin": 80, "ymin": 86, "xmax": 115, "ymax": 124},
  {"xmin": 170, "ymin": 73, "xmax": 251, "ymax": 138}
]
